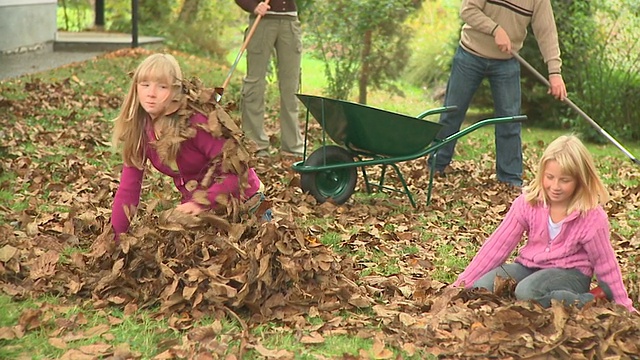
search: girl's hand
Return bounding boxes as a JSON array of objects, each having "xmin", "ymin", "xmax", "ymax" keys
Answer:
[{"xmin": 176, "ymin": 201, "xmax": 204, "ymax": 215}]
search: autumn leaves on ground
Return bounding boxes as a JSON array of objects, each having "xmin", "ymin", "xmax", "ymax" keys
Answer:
[{"xmin": 1, "ymin": 49, "xmax": 640, "ymax": 359}]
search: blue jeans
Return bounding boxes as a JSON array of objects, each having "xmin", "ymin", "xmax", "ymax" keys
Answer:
[
  {"xmin": 473, "ymin": 263, "xmax": 597, "ymax": 308},
  {"xmin": 433, "ymin": 46, "xmax": 523, "ymax": 186},
  {"xmin": 246, "ymin": 192, "xmax": 273, "ymax": 222}
]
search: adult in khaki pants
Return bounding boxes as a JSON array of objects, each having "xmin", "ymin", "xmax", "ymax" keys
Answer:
[{"xmin": 235, "ymin": 0, "xmax": 304, "ymax": 157}]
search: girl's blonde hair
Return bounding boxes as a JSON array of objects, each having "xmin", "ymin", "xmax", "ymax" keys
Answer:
[
  {"xmin": 524, "ymin": 134, "xmax": 609, "ymax": 214},
  {"xmin": 112, "ymin": 53, "xmax": 183, "ymax": 169}
]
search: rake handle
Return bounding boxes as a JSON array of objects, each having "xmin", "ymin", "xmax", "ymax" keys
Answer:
[
  {"xmin": 220, "ymin": 0, "xmax": 271, "ymax": 93},
  {"xmin": 512, "ymin": 51, "xmax": 640, "ymax": 165}
]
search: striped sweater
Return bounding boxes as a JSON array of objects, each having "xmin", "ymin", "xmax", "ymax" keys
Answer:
[
  {"xmin": 459, "ymin": 0, "xmax": 562, "ymax": 75},
  {"xmin": 453, "ymin": 194, "xmax": 635, "ymax": 312}
]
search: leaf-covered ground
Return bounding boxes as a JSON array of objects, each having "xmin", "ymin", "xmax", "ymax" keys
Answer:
[{"xmin": 1, "ymin": 49, "xmax": 640, "ymax": 359}]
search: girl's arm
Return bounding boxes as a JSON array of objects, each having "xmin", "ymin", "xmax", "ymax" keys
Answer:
[
  {"xmin": 585, "ymin": 214, "xmax": 636, "ymax": 312},
  {"xmin": 454, "ymin": 195, "xmax": 528, "ymax": 287},
  {"xmin": 189, "ymin": 117, "xmax": 258, "ymax": 207},
  {"xmin": 111, "ymin": 165, "xmax": 144, "ymax": 239}
]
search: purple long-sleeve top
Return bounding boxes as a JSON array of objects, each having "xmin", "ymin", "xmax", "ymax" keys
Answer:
[
  {"xmin": 111, "ymin": 112, "xmax": 261, "ymax": 237},
  {"xmin": 453, "ymin": 194, "xmax": 635, "ymax": 312}
]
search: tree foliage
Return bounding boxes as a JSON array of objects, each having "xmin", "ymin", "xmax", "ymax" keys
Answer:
[
  {"xmin": 402, "ymin": 0, "xmax": 460, "ymax": 90},
  {"xmin": 57, "ymin": 0, "xmax": 242, "ymax": 60},
  {"xmin": 520, "ymin": 0, "xmax": 640, "ymax": 141},
  {"xmin": 57, "ymin": 0, "xmax": 93, "ymax": 31},
  {"xmin": 305, "ymin": 0, "xmax": 423, "ymax": 102}
]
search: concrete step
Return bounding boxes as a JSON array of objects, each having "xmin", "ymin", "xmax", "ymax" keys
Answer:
[
  {"xmin": 54, "ymin": 31, "xmax": 164, "ymax": 52},
  {"xmin": 0, "ymin": 31, "xmax": 165, "ymax": 80}
]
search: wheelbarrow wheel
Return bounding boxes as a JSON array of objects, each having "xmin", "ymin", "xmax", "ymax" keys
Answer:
[{"xmin": 301, "ymin": 145, "xmax": 357, "ymax": 204}]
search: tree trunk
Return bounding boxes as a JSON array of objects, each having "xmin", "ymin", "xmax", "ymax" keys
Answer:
[
  {"xmin": 358, "ymin": 30, "xmax": 373, "ymax": 104},
  {"xmin": 179, "ymin": 0, "xmax": 201, "ymax": 23},
  {"xmin": 94, "ymin": 0, "xmax": 105, "ymax": 30}
]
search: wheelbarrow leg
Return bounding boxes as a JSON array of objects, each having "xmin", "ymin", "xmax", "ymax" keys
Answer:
[
  {"xmin": 360, "ymin": 162, "xmax": 416, "ymax": 207},
  {"xmin": 389, "ymin": 163, "xmax": 417, "ymax": 208},
  {"xmin": 360, "ymin": 165, "xmax": 373, "ymax": 194},
  {"xmin": 379, "ymin": 165, "xmax": 388, "ymax": 192},
  {"xmin": 426, "ymin": 151, "xmax": 438, "ymax": 206}
]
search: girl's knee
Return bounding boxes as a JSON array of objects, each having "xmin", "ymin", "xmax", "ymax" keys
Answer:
[
  {"xmin": 514, "ymin": 282, "xmax": 538, "ymax": 301},
  {"xmin": 472, "ymin": 278, "xmax": 494, "ymax": 292}
]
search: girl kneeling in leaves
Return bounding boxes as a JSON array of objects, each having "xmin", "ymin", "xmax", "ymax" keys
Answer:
[
  {"xmin": 110, "ymin": 53, "xmax": 269, "ymax": 243},
  {"xmin": 453, "ymin": 135, "xmax": 636, "ymax": 313}
]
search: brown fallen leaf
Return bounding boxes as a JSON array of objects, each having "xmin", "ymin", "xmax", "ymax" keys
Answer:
[
  {"xmin": 0, "ymin": 327, "xmax": 17, "ymax": 340},
  {"xmin": 253, "ymin": 343, "xmax": 294, "ymax": 359},
  {"xmin": 48, "ymin": 337, "xmax": 68, "ymax": 349},
  {"xmin": 300, "ymin": 331, "xmax": 325, "ymax": 344},
  {"xmin": 0, "ymin": 245, "xmax": 18, "ymax": 262}
]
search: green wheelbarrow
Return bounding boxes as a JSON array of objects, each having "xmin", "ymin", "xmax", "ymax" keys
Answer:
[{"xmin": 291, "ymin": 94, "xmax": 527, "ymax": 207}]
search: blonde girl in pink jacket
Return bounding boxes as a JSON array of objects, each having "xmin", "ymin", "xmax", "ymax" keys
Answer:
[
  {"xmin": 454, "ymin": 135, "xmax": 635, "ymax": 312},
  {"xmin": 110, "ymin": 53, "xmax": 267, "ymax": 243}
]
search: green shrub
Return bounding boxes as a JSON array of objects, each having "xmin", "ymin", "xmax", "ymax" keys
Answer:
[
  {"xmin": 402, "ymin": 0, "xmax": 460, "ymax": 89},
  {"xmin": 57, "ymin": 0, "xmax": 241, "ymax": 60},
  {"xmin": 57, "ymin": 0, "xmax": 93, "ymax": 31},
  {"xmin": 562, "ymin": 0, "xmax": 640, "ymax": 142},
  {"xmin": 519, "ymin": 0, "xmax": 640, "ymax": 141}
]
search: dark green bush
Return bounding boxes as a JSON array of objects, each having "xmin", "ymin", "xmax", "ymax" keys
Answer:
[
  {"xmin": 466, "ymin": 0, "xmax": 640, "ymax": 142},
  {"xmin": 519, "ymin": 0, "xmax": 640, "ymax": 142}
]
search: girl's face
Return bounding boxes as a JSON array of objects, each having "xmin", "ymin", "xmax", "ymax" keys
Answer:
[
  {"xmin": 137, "ymin": 78, "xmax": 173, "ymax": 120},
  {"xmin": 542, "ymin": 159, "xmax": 577, "ymax": 207}
]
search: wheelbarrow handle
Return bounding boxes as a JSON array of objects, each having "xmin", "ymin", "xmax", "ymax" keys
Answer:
[
  {"xmin": 504, "ymin": 115, "xmax": 527, "ymax": 123},
  {"xmin": 417, "ymin": 105, "xmax": 458, "ymax": 119},
  {"xmin": 432, "ymin": 114, "xmax": 527, "ymax": 153}
]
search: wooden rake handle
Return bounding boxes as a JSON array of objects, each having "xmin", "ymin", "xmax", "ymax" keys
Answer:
[{"xmin": 220, "ymin": 0, "xmax": 271, "ymax": 92}]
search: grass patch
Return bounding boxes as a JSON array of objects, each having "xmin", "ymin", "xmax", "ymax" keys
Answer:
[
  {"xmin": 0, "ymin": 293, "xmax": 427, "ymax": 360},
  {"xmin": 430, "ymin": 243, "xmax": 473, "ymax": 284},
  {"xmin": 319, "ymin": 231, "xmax": 344, "ymax": 252},
  {"xmin": 0, "ymin": 294, "xmax": 182, "ymax": 359}
]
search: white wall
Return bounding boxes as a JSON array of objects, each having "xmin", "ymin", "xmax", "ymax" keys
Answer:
[
  {"xmin": 0, "ymin": 0, "xmax": 57, "ymax": 54},
  {"xmin": 0, "ymin": 0, "xmax": 56, "ymax": 6}
]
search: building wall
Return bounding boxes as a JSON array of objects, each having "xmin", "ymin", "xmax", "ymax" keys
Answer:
[{"xmin": 0, "ymin": 0, "xmax": 57, "ymax": 54}]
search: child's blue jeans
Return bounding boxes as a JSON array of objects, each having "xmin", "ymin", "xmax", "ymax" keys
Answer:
[
  {"xmin": 473, "ymin": 262, "xmax": 598, "ymax": 308},
  {"xmin": 246, "ymin": 192, "xmax": 272, "ymax": 222}
]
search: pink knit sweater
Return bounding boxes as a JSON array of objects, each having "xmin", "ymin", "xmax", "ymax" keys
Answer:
[
  {"xmin": 453, "ymin": 194, "xmax": 635, "ymax": 312},
  {"xmin": 111, "ymin": 113, "xmax": 261, "ymax": 237}
]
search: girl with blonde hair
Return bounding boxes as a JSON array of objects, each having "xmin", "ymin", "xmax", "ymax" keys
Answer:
[
  {"xmin": 111, "ymin": 53, "xmax": 267, "ymax": 243},
  {"xmin": 453, "ymin": 135, "xmax": 635, "ymax": 312}
]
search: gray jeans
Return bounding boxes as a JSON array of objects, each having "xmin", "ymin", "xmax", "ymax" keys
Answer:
[{"xmin": 473, "ymin": 263, "xmax": 602, "ymax": 308}]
